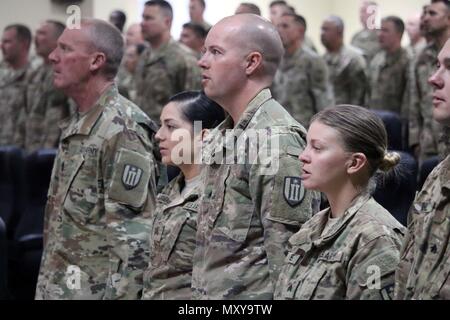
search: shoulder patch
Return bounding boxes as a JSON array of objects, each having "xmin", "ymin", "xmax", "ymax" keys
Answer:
[
  {"xmin": 122, "ymin": 164, "xmax": 143, "ymax": 190},
  {"xmin": 284, "ymin": 177, "xmax": 305, "ymax": 207}
]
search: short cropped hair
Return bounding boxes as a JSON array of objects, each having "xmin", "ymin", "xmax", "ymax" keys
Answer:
[
  {"xmin": 145, "ymin": 0, "xmax": 173, "ymax": 21},
  {"xmin": 182, "ymin": 22, "xmax": 208, "ymax": 39},
  {"xmin": 282, "ymin": 13, "xmax": 307, "ymax": 31},
  {"xmin": 382, "ymin": 16, "xmax": 405, "ymax": 36},
  {"xmin": 46, "ymin": 20, "xmax": 66, "ymax": 39},
  {"xmin": 4, "ymin": 24, "xmax": 32, "ymax": 47}
]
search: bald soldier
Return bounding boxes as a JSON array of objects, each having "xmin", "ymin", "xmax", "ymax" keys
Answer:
[
  {"xmin": 273, "ymin": 13, "xmax": 333, "ymax": 126},
  {"xmin": 35, "ymin": 19, "xmax": 158, "ymax": 300},
  {"xmin": 395, "ymin": 38, "xmax": 450, "ymax": 300},
  {"xmin": 321, "ymin": 16, "xmax": 367, "ymax": 106},
  {"xmin": 409, "ymin": 0, "xmax": 450, "ymax": 162},
  {"xmin": 14, "ymin": 20, "xmax": 71, "ymax": 152},
  {"xmin": 193, "ymin": 14, "xmax": 320, "ymax": 300},
  {"xmin": 135, "ymin": 0, "xmax": 201, "ymax": 121}
]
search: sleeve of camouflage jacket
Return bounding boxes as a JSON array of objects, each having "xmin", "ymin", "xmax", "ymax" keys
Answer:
[
  {"xmin": 249, "ymin": 127, "xmax": 320, "ymax": 286},
  {"xmin": 348, "ymin": 57, "xmax": 367, "ymax": 106},
  {"xmin": 346, "ymin": 235, "xmax": 402, "ymax": 300},
  {"xmin": 309, "ymin": 56, "xmax": 334, "ymax": 112},
  {"xmin": 101, "ymin": 126, "xmax": 157, "ymax": 300}
]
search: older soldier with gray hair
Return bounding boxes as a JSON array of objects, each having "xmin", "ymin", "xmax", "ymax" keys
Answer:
[
  {"xmin": 35, "ymin": 19, "xmax": 158, "ymax": 300},
  {"xmin": 321, "ymin": 15, "xmax": 367, "ymax": 106},
  {"xmin": 193, "ymin": 14, "xmax": 320, "ymax": 300}
]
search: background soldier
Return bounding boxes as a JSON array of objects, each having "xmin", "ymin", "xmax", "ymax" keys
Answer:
[
  {"xmin": 35, "ymin": 19, "xmax": 158, "ymax": 300},
  {"xmin": 193, "ymin": 14, "xmax": 320, "ymax": 300},
  {"xmin": 321, "ymin": 15, "xmax": 367, "ymax": 106},
  {"xmin": 406, "ymin": 13, "xmax": 427, "ymax": 58},
  {"xmin": 135, "ymin": 0, "xmax": 201, "ymax": 121},
  {"xmin": 351, "ymin": 0, "xmax": 381, "ymax": 66},
  {"xmin": 0, "ymin": 24, "xmax": 32, "ymax": 147},
  {"xmin": 395, "ymin": 38, "xmax": 450, "ymax": 300},
  {"xmin": 188, "ymin": 0, "xmax": 211, "ymax": 31},
  {"xmin": 14, "ymin": 20, "xmax": 71, "ymax": 152},
  {"xmin": 409, "ymin": 0, "xmax": 450, "ymax": 161},
  {"xmin": 179, "ymin": 22, "xmax": 207, "ymax": 58},
  {"xmin": 273, "ymin": 13, "xmax": 333, "ymax": 127},
  {"xmin": 367, "ymin": 16, "xmax": 411, "ymax": 119}
]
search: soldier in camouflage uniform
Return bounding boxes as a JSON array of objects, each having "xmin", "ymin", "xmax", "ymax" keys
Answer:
[
  {"xmin": 142, "ymin": 91, "xmax": 225, "ymax": 300},
  {"xmin": 35, "ymin": 19, "xmax": 158, "ymax": 300},
  {"xmin": 0, "ymin": 24, "xmax": 32, "ymax": 147},
  {"xmin": 14, "ymin": 21, "xmax": 71, "ymax": 153},
  {"xmin": 395, "ymin": 38, "xmax": 450, "ymax": 300},
  {"xmin": 273, "ymin": 13, "xmax": 333, "ymax": 127},
  {"xmin": 189, "ymin": 0, "xmax": 212, "ymax": 32},
  {"xmin": 275, "ymin": 105, "xmax": 405, "ymax": 300},
  {"xmin": 134, "ymin": 0, "xmax": 201, "ymax": 121},
  {"xmin": 367, "ymin": 16, "xmax": 411, "ymax": 119},
  {"xmin": 351, "ymin": 1, "xmax": 381, "ymax": 66},
  {"xmin": 409, "ymin": 0, "xmax": 450, "ymax": 161},
  {"xmin": 192, "ymin": 14, "xmax": 320, "ymax": 300},
  {"xmin": 321, "ymin": 16, "xmax": 367, "ymax": 106}
]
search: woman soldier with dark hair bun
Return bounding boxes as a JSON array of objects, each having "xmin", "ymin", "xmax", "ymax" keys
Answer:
[
  {"xmin": 142, "ymin": 91, "xmax": 224, "ymax": 300},
  {"xmin": 275, "ymin": 105, "xmax": 406, "ymax": 300}
]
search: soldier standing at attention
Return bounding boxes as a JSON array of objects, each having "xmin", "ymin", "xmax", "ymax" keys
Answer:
[
  {"xmin": 188, "ymin": 0, "xmax": 212, "ymax": 32},
  {"xmin": 409, "ymin": 0, "xmax": 450, "ymax": 162},
  {"xmin": 135, "ymin": 0, "xmax": 201, "ymax": 121},
  {"xmin": 142, "ymin": 91, "xmax": 224, "ymax": 300},
  {"xmin": 14, "ymin": 20, "xmax": 71, "ymax": 152},
  {"xmin": 192, "ymin": 14, "xmax": 320, "ymax": 300},
  {"xmin": 35, "ymin": 19, "xmax": 158, "ymax": 300},
  {"xmin": 0, "ymin": 24, "xmax": 32, "ymax": 146},
  {"xmin": 321, "ymin": 15, "xmax": 367, "ymax": 106},
  {"xmin": 275, "ymin": 105, "xmax": 405, "ymax": 300},
  {"xmin": 367, "ymin": 16, "xmax": 411, "ymax": 119},
  {"xmin": 273, "ymin": 13, "xmax": 333, "ymax": 127},
  {"xmin": 351, "ymin": 0, "xmax": 381, "ymax": 66},
  {"xmin": 395, "ymin": 38, "xmax": 450, "ymax": 300}
]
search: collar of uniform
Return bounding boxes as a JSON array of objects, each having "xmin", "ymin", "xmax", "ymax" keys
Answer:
[
  {"xmin": 0, "ymin": 63, "xmax": 29, "ymax": 87},
  {"xmin": 441, "ymin": 155, "xmax": 450, "ymax": 191},
  {"xmin": 158, "ymin": 173, "xmax": 200, "ymax": 211},
  {"xmin": 148, "ymin": 37, "xmax": 176, "ymax": 62},
  {"xmin": 290, "ymin": 192, "xmax": 371, "ymax": 248},
  {"xmin": 61, "ymin": 84, "xmax": 118, "ymax": 140}
]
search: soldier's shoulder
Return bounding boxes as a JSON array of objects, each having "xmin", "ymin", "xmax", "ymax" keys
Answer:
[
  {"xmin": 166, "ymin": 41, "xmax": 198, "ymax": 63},
  {"xmin": 351, "ymin": 197, "xmax": 405, "ymax": 243},
  {"xmin": 116, "ymin": 95, "xmax": 159, "ymax": 133}
]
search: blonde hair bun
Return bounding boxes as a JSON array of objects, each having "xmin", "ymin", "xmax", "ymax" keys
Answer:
[{"xmin": 379, "ymin": 151, "xmax": 401, "ymax": 172}]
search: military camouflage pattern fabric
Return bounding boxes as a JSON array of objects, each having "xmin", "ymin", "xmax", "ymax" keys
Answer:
[
  {"xmin": 134, "ymin": 39, "xmax": 201, "ymax": 121},
  {"xmin": 142, "ymin": 174, "xmax": 200, "ymax": 300},
  {"xmin": 351, "ymin": 28, "xmax": 381, "ymax": 66},
  {"xmin": 0, "ymin": 63, "xmax": 28, "ymax": 146},
  {"xmin": 14, "ymin": 62, "xmax": 71, "ymax": 152},
  {"xmin": 191, "ymin": 89, "xmax": 321, "ymax": 300},
  {"xmin": 367, "ymin": 48, "xmax": 411, "ymax": 117},
  {"xmin": 409, "ymin": 43, "xmax": 446, "ymax": 160},
  {"xmin": 275, "ymin": 194, "xmax": 405, "ymax": 300},
  {"xmin": 35, "ymin": 85, "xmax": 158, "ymax": 300},
  {"xmin": 272, "ymin": 46, "xmax": 334, "ymax": 127},
  {"xmin": 395, "ymin": 155, "xmax": 450, "ymax": 300},
  {"xmin": 323, "ymin": 45, "xmax": 367, "ymax": 106},
  {"xmin": 117, "ymin": 64, "xmax": 138, "ymax": 102}
]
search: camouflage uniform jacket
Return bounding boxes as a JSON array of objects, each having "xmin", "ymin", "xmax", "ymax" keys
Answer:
[
  {"xmin": 14, "ymin": 62, "xmax": 71, "ymax": 152},
  {"xmin": 0, "ymin": 63, "xmax": 28, "ymax": 146},
  {"xmin": 323, "ymin": 45, "xmax": 367, "ymax": 106},
  {"xmin": 134, "ymin": 38, "xmax": 201, "ymax": 121},
  {"xmin": 395, "ymin": 155, "xmax": 450, "ymax": 299},
  {"xmin": 351, "ymin": 28, "xmax": 381, "ymax": 66},
  {"xmin": 35, "ymin": 85, "xmax": 157, "ymax": 300},
  {"xmin": 191, "ymin": 89, "xmax": 321, "ymax": 300},
  {"xmin": 409, "ymin": 43, "xmax": 445, "ymax": 159},
  {"xmin": 367, "ymin": 48, "xmax": 411, "ymax": 118},
  {"xmin": 272, "ymin": 46, "xmax": 334, "ymax": 127},
  {"xmin": 275, "ymin": 194, "xmax": 405, "ymax": 300},
  {"xmin": 142, "ymin": 174, "xmax": 200, "ymax": 300}
]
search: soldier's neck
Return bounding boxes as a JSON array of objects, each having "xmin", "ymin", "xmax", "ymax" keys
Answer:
[
  {"xmin": 434, "ymin": 29, "xmax": 450, "ymax": 51},
  {"xmin": 8, "ymin": 54, "xmax": 28, "ymax": 71},
  {"xmin": 326, "ymin": 183, "xmax": 364, "ymax": 219},
  {"xmin": 149, "ymin": 33, "xmax": 171, "ymax": 50},
  {"xmin": 71, "ymin": 79, "xmax": 114, "ymax": 113},
  {"xmin": 286, "ymin": 41, "xmax": 301, "ymax": 56}
]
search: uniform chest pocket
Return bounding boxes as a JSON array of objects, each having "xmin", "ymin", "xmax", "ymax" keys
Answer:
[
  {"xmin": 285, "ymin": 266, "xmax": 327, "ymax": 300},
  {"xmin": 62, "ymin": 154, "xmax": 100, "ymax": 224},
  {"xmin": 213, "ymin": 167, "xmax": 254, "ymax": 243},
  {"xmin": 151, "ymin": 208, "xmax": 193, "ymax": 267}
]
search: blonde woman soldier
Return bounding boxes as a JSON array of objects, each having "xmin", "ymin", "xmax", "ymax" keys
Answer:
[{"xmin": 275, "ymin": 105, "xmax": 406, "ymax": 300}]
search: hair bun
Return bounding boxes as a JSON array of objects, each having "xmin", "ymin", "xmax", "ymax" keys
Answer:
[{"xmin": 379, "ymin": 151, "xmax": 401, "ymax": 172}]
